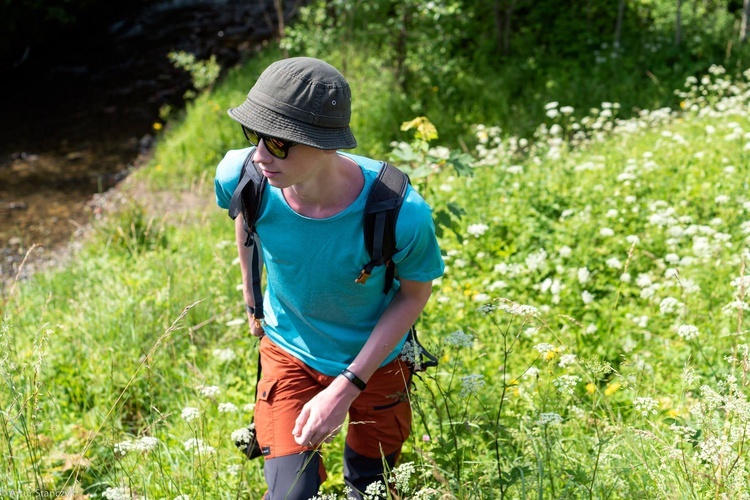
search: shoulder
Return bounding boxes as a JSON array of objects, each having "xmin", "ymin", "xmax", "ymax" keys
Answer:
[
  {"xmin": 215, "ymin": 147, "xmax": 253, "ymax": 186},
  {"xmin": 214, "ymin": 147, "xmax": 253, "ymax": 210}
]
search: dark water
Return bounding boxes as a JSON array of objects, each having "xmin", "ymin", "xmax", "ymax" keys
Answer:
[{"xmin": 0, "ymin": 0, "xmax": 282, "ymax": 282}]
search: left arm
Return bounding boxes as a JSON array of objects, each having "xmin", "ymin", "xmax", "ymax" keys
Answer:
[{"xmin": 292, "ymin": 278, "xmax": 433, "ymax": 447}]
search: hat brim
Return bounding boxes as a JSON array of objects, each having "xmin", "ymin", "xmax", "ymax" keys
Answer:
[{"xmin": 228, "ymin": 99, "xmax": 357, "ymax": 151}]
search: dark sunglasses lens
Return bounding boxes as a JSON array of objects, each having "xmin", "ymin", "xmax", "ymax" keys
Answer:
[
  {"xmin": 242, "ymin": 127, "xmax": 260, "ymax": 146},
  {"xmin": 265, "ymin": 137, "xmax": 288, "ymax": 159}
]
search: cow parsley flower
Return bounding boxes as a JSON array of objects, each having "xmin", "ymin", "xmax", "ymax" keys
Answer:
[
  {"xmin": 537, "ymin": 412, "xmax": 564, "ymax": 425},
  {"xmin": 577, "ymin": 267, "xmax": 590, "ymax": 284},
  {"xmin": 200, "ymin": 385, "xmax": 221, "ymax": 397},
  {"xmin": 659, "ymin": 297, "xmax": 683, "ymax": 315},
  {"xmin": 676, "ymin": 325, "xmax": 700, "ymax": 340},
  {"xmin": 181, "ymin": 407, "xmax": 200, "ymax": 423},
  {"xmin": 459, "ymin": 374, "xmax": 486, "ymax": 397},
  {"xmin": 218, "ymin": 402, "xmax": 238, "ymax": 413},
  {"xmin": 582, "ymin": 291, "xmax": 595, "ymax": 304},
  {"xmin": 445, "ymin": 330, "xmax": 474, "ymax": 348},
  {"xmin": 633, "ymin": 396, "xmax": 658, "ymax": 416},
  {"xmin": 467, "ymin": 223, "xmax": 489, "ymax": 237},
  {"xmin": 102, "ymin": 487, "xmax": 131, "ymax": 500},
  {"xmin": 553, "ymin": 375, "xmax": 581, "ymax": 395}
]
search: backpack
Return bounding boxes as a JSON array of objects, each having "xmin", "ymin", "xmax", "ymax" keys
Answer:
[{"xmin": 226, "ymin": 148, "xmax": 436, "ymax": 369}]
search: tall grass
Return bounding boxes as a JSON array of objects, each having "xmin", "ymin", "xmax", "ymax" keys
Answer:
[{"xmin": 2, "ymin": 43, "xmax": 750, "ymax": 499}]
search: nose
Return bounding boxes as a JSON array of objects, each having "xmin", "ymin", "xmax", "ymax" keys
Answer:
[{"xmin": 252, "ymin": 138, "xmax": 273, "ymax": 163}]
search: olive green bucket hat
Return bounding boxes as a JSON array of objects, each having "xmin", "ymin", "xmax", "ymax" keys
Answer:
[{"xmin": 228, "ymin": 57, "xmax": 357, "ymax": 150}]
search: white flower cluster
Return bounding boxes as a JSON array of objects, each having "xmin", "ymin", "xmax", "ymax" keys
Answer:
[
  {"xmin": 183, "ymin": 438, "xmax": 215, "ymax": 455},
  {"xmin": 459, "ymin": 374, "xmax": 486, "ymax": 398},
  {"xmin": 633, "ymin": 397, "xmax": 658, "ymax": 417},
  {"xmin": 114, "ymin": 436, "xmax": 159, "ymax": 456},
  {"xmin": 181, "ymin": 407, "xmax": 200, "ymax": 423},
  {"xmin": 553, "ymin": 375, "xmax": 581, "ymax": 395},
  {"xmin": 445, "ymin": 329, "xmax": 474, "ymax": 348},
  {"xmin": 537, "ymin": 412, "xmax": 564, "ymax": 426}
]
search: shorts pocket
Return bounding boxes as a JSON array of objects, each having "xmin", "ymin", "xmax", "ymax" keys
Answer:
[{"xmin": 255, "ymin": 377, "xmax": 278, "ymax": 457}]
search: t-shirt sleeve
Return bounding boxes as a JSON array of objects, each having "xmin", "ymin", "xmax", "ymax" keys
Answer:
[
  {"xmin": 391, "ymin": 187, "xmax": 445, "ymax": 282},
  {"xmin": 214, "ymin": 148, "xmax": 252, "ymax": 210}
]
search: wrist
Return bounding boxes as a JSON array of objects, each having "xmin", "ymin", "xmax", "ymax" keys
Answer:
[{"xmin": 340, "ymin": 368, "xmax": 367, "ymax": 391}]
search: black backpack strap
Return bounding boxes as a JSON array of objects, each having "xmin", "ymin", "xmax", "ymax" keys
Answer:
[
  {"xmin": 227, "ymin": 148, "xmax": 266, "ymax": 323},
  {"xmin": 356, "ymin": 162, "xmax": 409, "ymax": 294}
]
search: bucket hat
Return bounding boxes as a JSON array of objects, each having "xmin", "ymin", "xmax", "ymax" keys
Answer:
[{"xmin": 228, "ymin": 57, "xmax": 357, "ymax": 150}]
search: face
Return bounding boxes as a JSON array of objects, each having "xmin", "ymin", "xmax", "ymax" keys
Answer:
[{"xmin": 251, "ymin": 137, "xmax": 327, "ymax": 189}]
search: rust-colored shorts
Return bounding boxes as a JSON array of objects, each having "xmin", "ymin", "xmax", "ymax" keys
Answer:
[{"xmin": 254, "ymin": 335, "xmax": 412, "ymax": 461}]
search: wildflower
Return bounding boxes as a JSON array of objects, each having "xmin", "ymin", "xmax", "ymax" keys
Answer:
[
  {"xmin": 422, "ymin": 434, "xmax": 430, "ymax": 442},
  {"xmin": 399, "ymin": 338, "xmax": 423, "ymax": 371},
  {"xmin": 506, "ymin": 165, "xmax": 524, "ymax": 174},
  {"xmin": 445, "ymin": 330, "xmax": 474, "ymax": 348},
  {"xmin": 364, "ymin": 481, "xmax": 388, "ymax": 499},
  {"xmin": 200, "ymin": 385, "xmax": 221, "ymax": 397},
  {"xmin": 181, "ymin": 407, "xmax": 200, "ymax": 423},
  {"xmin": 232, "ymin": 427, "xmax": 252, "ymax": 445},
  {"xmin": 606, "ymin": 257, "xmax": 623, "ymax": 269},
  {"xmin": 467, "ymin": 223, "xmax": 489, "ymax": 237},
  {"xmin": 497, "ymin": 300, "xmax": 540, "ymax": 317},
  {"xmin": 560, "ymin": 106, "xmax": 575, "ymax": 115},
  {"xmin": 665, "ymin": 253, "xmax": 680, "ymax": 264},
  {"xmin": 218, "ymin": 402, "xmax": 238, "ymax": 413},
  {"xmin": 633, "ymin": 396, "xmax": 658, "ymax": 416},
  {"xmin": 599, "ymin": 227, "xmax": 615, "ymax": 237},
  {"xmin": 174, "ymin": 495, "xmax": 191, "ymax": 500},
  {"xmin": 477, "ymin": 302, "xmax": 497, "ymax": 314},
  {"xmin": 558, "ymin": 353, "xmax": 577, "ymax": 368},
  {"xmin": 212, "ymin": 348, "xmax": 237, "ymax": 363},
  {"xmin": 525, "ymin": 248, "xmax": 548, "ymax": 271},
  {"xmin": 581, "ymin": 291, "xmax": 595, "ymax": 304},
  {"xmin": 537, "ymin": 412, "xmax": 564, "ymax": 426},
  {"xmin": 459, "ymin": 374, "xmax": 485, "ymax": 397},
  {"xmin": 183, "ymin": 438, "xmax": 216, "ymax": 455},
  {"xmin": 620, "ymin": 273, "xmax": 631, "ymax": 283},
  {"xmin": 659, "ymin": 297, "xmax": 683, "ymax": 315},
  {"xmin": 389, "ymin": 462, "xmax": 416, "ymax": 491},
  {"xmin": 114, "ymin": 440, "xmax": 134, "ymax": 456},
  {"xmin": 103, "ymin": 487, "xmax": 131, "ymax": 500},
  {"xmin": 553, "ymin": 375, "xmax": 581, "ymax": 395},
  {"xmin": 534, "ymin": 343, "xmax": 555, "ymax": 356},
  {"xmin": 227, "ymin": 464, "xmax": 242, "ymax": 476},
  {"xmin": 577, "ymin": 267, "xmax": 590, "ymax": 284},
  {"xmin": 585, "ymin": 323, "xmax": 598, "ymax": 335},
  {"xmin": 585, "ymin": 383, "xmax": 596, "ymax": 394},
  {"xmin": 558, "ymin": 245, "xmax": 572, "ymax": 257},
  {"xmin": 676, "ymin": 324, "xmax": 700, "ymax": 340},
  {"xmin": 604, "ymin": 382, "xmax": 621, "ymax": 396},
  {"xmin": 626, "ymin": 234, "xmax": 641, "ymax": 245},
  {"xmin": 135, "ymin": 436, "xmax": 158, "ymax": 452},
  {"xmin": 473, "ymin": 293, "xmax": 491, "ymax": 302},
  {"xmin": 714, "ymin": 194, "xmax": 730, "ymax": 204},
  {"xmin": 665, "ymin": 268, "xmax": 679, "ymax": 279}
]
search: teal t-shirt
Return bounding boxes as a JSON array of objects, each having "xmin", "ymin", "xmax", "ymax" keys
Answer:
[{"xmin": 215, "ymin": 147, "xmax": 444, "ymax": 376}]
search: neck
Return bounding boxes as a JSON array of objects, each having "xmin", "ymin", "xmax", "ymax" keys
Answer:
[{"xmin": 284, "ymin": 154, "xmax": 363, "ymax": 218}]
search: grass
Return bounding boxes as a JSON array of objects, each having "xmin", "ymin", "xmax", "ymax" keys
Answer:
[{"xmin": 2, "ymin": 42, "xmax": 750, "ymax": 498}]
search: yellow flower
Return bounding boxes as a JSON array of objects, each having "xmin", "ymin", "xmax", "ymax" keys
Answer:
[
  {"xmin": 543, "ymin": 350, "xmax": 558, "ymax": 361},
  {"xmin": 585, "ymin": 383, "xmax": 596, "ymax": 394},
  {"xmin": 400, "ymin": 116, "xmax": 438, "ymax": 142},
  {"xmin": 463, "ymin": 289, "xmax": 473, "ymax": 297},
  {"xmin": 442, "ymin": 286, "xmax": 454, "ymax": 293},
  {"xmin": 604, "ymin": 382, "xmax": 621, "ymax": 396},
  {"xmin": 153, "ymin": 122, "xmax": 163, "ymax": 131},
  {"xmin": 667, "ymin": 409, "xmax": 679, "ymax": 418}
]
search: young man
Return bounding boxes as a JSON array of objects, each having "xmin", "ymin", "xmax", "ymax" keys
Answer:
[{"xmin": 214, "ymin": 57, "xmax": 444, "ymax": 499}]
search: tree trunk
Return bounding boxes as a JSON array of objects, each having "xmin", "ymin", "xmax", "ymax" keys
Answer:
[
  {"xmin": 614, "ymin": 0, "xmax": 626, "ymax": 48},
  {"xmin": 675, "ymin": 0, "xmax": 682, "ymax": 47},
  {"xmin": 394, "ymin": 4, "xmax": 410, "ymax": 92},
  {"xmin": 494, "ymin": 0, "xmax": 517, "ymax": 57},
  {"xmin": 741, "ymin": 0, "xmax": 750, "ymax": 42}
]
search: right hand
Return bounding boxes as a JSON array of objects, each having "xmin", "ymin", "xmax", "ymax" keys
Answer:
[{"xmin": 247, "ymin": 310, "xmax": 265, "ymax": 337}]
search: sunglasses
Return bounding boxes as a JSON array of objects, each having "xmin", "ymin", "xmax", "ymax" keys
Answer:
[{"xmin": 242, "ymin": 126, "xmax": 297, "ymax": 159}]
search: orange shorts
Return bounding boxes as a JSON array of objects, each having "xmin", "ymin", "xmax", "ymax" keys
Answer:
[{"xmin": 254, "ymin": 335, "xmax": 413, "ymax": 461}]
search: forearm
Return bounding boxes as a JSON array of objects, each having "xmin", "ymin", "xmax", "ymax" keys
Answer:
[
  {"xmin": 345, "ymin": 279, "xmax": 433, "ymax": 383},
  {"xmin": 234, "ymin": 215, "xmax": 255, "ymax": 306}
]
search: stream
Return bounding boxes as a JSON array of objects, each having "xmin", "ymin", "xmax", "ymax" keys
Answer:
[{"xmin": 0, "ymin": 0, "xmax": 286, "ymax": 284}]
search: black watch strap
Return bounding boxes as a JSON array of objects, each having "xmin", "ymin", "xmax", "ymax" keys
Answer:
[{"xmin": 341, "ymin": 368, "xmax": 367, "ymax": 391}]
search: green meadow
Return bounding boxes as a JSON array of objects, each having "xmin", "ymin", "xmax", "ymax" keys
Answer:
[{"xmin": 3, "ymin": 1, "xmax": 750, "ymax": 498}]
